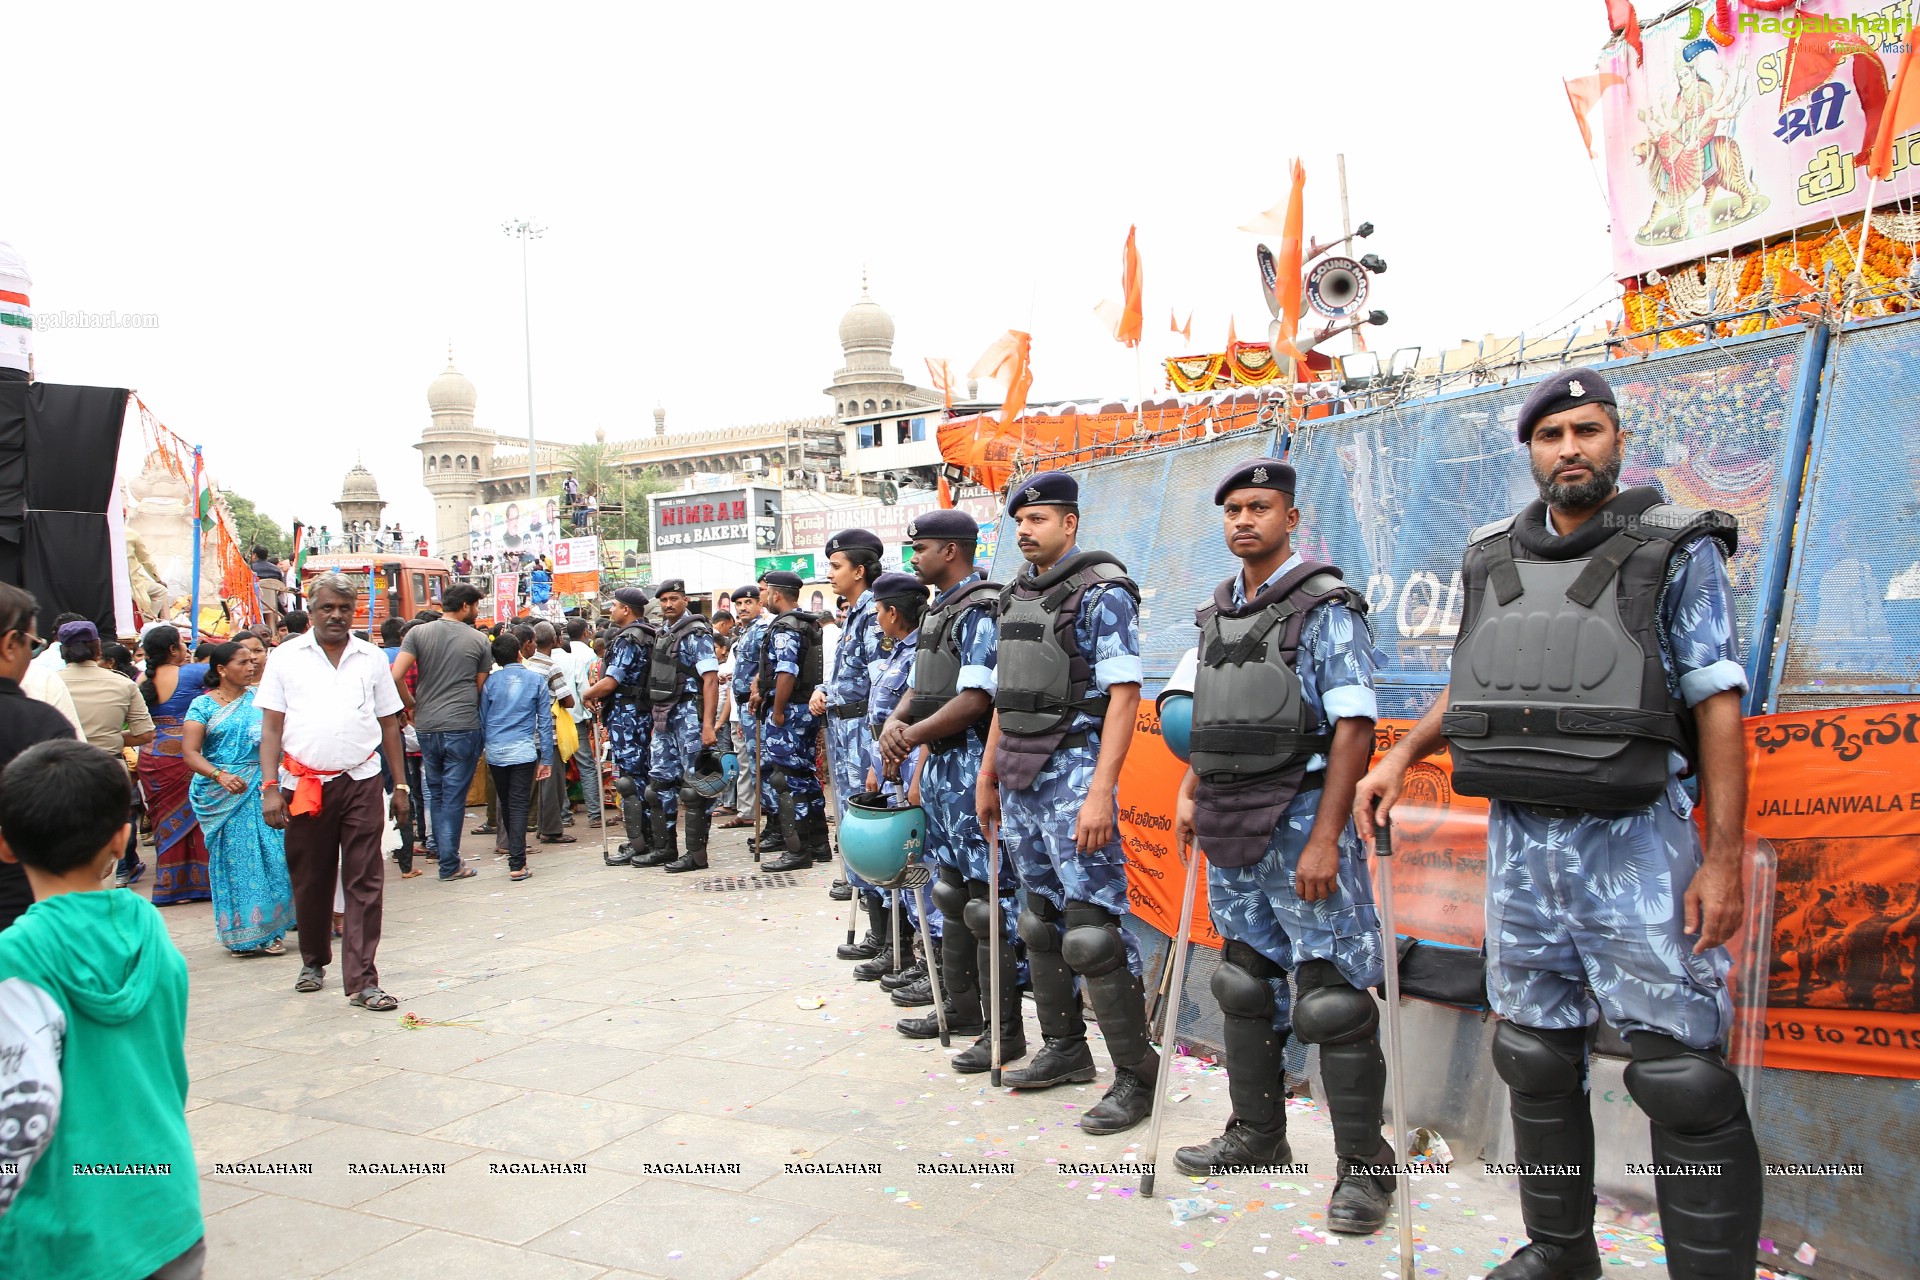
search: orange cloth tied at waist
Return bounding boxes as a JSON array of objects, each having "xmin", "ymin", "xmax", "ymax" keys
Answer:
[{"xmin": 282, "ymin": 749, "xmax": 375, "ymax": 817}]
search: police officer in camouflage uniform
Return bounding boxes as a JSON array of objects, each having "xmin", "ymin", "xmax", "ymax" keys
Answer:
[
  {"xmin": 1356, "ymin": 369, "xmax": 1761, "ymax": 1280},
  {"xmin": 881, "ymin": 508, "xmax": 1024, "ymax": 1061},
  {"xmin": 752, "ymin": 571, "xmax": 831, "ymax": 872},
  {"xmin": 721, "ymin": 584, "xmax": 766, "ymax": 832},
  {"xmin": 631, "ymin": 579, "xmax": 720, "ymax": 874},
  {"xmin": 978, "ymin": 471, "xmax": 1157, "ymax": 1135},
  {"xmin": 861, "ymin": 572, "xmax": 938, "ymax": 1004},
  {"xmin": 1168, "ymin": 458, "xmax": 1396, "ymax": 1232},
  {"xmin": 813, "ymin": 528, "xmax": 895, "ymax": 973},
  {"xmin": 584, "ymin": 586, "xmax": 656, "ymax": 867}
]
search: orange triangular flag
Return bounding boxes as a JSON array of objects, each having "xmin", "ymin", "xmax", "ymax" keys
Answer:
[
  {"xmin": 938, "ymin": 474, "xmax": 955, "ymax": 509},
  {"xmin": 969, "ymin": 330, "xmax": 1032, "ymax": 426},
  {"xmin": 1772, "ymin": 265, "xmax": 1825, "ymax": 319},
  {"xmin": 1564, "ymin": 72, "xmax": 1625, "ymax": 158},
  {"xmin": 1605, "ymin": 0, "xmax": 1642, "ymax": 67},
  {"xmin": 925, "ymin": 357, "xmax": 958, "ymax": 410},
  {"xmin": 1117, "ymin": 226, "xmax": 1144, "ymax": 347},
  {"xmin": 1869, "ymin": 36, "xmax": 1920, "ymax": 178},
  {"xmin": 1272, "ymin": 159, "xmax": 1308, "ymax": 363},
  {"xmin": 1171, "ymin": 308, "xmax": 1192, "ymax": 342},
  {"xmin": 1225, "ymin": 315, "xmax": 1238, "ymax": 353}
]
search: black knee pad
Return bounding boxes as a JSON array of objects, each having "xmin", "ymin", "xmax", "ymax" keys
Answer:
[
  {"xmin": 1492, "ymin": 1022, "xmax": 1590, "ymax": 1098},
  {"xmin": 1211, "ymin": 940, "xmax": 1284, "ymax": 1021},
  {"xmin": 614, "ymin": 775, "xmax": 638, "ymax": 797},
  {"xmin": 1060, "ymin": 902, "xmax": 1126, "ymax": 978},
  {"xmin": 1017, "ymin": 897, "xmax": 1062, "ymax": 953},
  {"xmin": 932, "ymin": 867, "xmax": 968, "ymax": 921},
  {"xmin": 678, "ymin": 785, "xmax": 703, "ymax": 812},
  {"xmin": 1624, "ymin": 1033, "xmax": 1744, "ymax": 1132},
  {"xmin": 963, "ymin": 898, "xmax": 995, "ymax": 940},
  {"xmin": 1291, "ymin": 962, "xmax": 1378, "ymax": 1046}
]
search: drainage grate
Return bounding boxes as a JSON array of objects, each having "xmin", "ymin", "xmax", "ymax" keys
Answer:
[{"xmin": 693, "ymin": 872, "xmax": 803, "ymax": 892}]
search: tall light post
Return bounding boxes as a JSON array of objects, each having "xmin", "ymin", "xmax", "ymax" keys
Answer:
[{"xmin": 503, "ymin": 218, "xmax": 546, "ymax": 508}]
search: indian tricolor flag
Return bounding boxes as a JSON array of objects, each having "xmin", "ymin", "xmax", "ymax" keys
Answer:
[
  {"xmin": 290, "ymin": 521, "xmax": 310, "ymax": 577},
  {"xmin": 192, "ymin": 450, "xmax": 213, "ymax": 523},
  {"xmin": 0, "ymin": 286, "xmax": 28, "ymax": 372}
]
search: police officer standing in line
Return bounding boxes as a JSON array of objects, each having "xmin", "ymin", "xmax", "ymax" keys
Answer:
[
  {"xmin": 720, "ymin": 584, "xmax": 766, "ymax": 831},
  {"xmin": 631, "ymin": 580, "xmax": 719, "ymax": 874},
  {"xmin": 583, "ymin": 586, "xmax": 656, "ymax": 867},
  {"xmin": 1354, "ymin": 369, "xmax": 1760, "ymax": 1280},
  {"xmin": 977, "ymin": 471, "xmax": 1157, "ymax": 1134},
  {"xmin": 813, "ymin": 529, "xmax": 896, "ymax": 973},
  {"xmin": 751, "ymin": 571, "xmax": 832, "ymax": 872},
  {"xmin": 1168, "ymin": 458, "xmax": 1396, "ymax": 1232},
  {"xmin": 880, "ymin": 509, "xmax": 1021, "ymax": 1059}
]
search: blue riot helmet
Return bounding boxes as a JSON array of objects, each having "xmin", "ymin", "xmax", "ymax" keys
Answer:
[
  {"xmin": 839, "ymin": 793, "xmax": 925, "ymax": 887},
  {"xmin": 1156, "ymin": 647, "xmax": 1199, "ymax": 763}
]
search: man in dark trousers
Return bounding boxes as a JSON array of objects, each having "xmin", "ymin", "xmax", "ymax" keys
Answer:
[
  {"xmin": 259, "ymin": 574, "xmax": 410, "ymax": 1011},
  {"xmin": 0, "ymin": 584, "xmax": 76, "ymax": 933},
  {"xmin": 1355, "ymin": 368, "xmax": 1760, "ymax": 1280},
  {"xmin": 1169, "ymin": 458, "xmax": 1395, "ymax": 1232}
]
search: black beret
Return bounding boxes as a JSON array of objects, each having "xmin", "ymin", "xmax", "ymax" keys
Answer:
[
  {"xmin": 729, "ymin": 585, "xmax": 761, "ymax": 601},
  {"xmin": 870, "ymin": 572, "xmax": 925, "ymax": 606},
  {"xmin": 1007, "ymin": 470, "xmax": 1078, "ymax": 516},
  {"xmin": 656, "ymin": 578, "xmax": 687, "ymax": 596},
  {"xmin": 1517, "ymin": 366, "xmax": 1617, "ymax": 442},
  {"xmin": 1213, "ymin": 457, "xmax": 1297, "ymax": 504},
  {"xmin": 762, "ymin": 570, "xmax": 804, "ymax": 593},
  {"xmin": 825, "ymin": 528, "xmax": 884, "ymax": 558},
  {"xmin": 905, "ymin": 509, "xmax": 982, "ymax": 541},
  {"xmin": 613, "ymin": 587, "xmax": 649, "ymax": 611}
]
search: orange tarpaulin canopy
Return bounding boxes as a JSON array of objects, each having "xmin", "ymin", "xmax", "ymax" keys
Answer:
[{"xmin": 937, "ymin": 394, "xmax": 1277, "ymax": 493}]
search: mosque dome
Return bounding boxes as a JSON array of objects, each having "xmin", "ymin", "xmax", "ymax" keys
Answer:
[
  {"xmin": 340, "ymin": 461, "xmax": 382, "ymax": 503},
  {"xmin": 837, "ymin": 276, "xmax": 895, "ymax": 350},
  {"xmin": 427, "ymin": 357, "xmax": 478, "ymax": 413}
]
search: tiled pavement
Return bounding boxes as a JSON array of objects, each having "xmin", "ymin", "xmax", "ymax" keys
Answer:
[{"xmin": 163, "ymin": 809, "xmax": 1546, "ymax": 1280}]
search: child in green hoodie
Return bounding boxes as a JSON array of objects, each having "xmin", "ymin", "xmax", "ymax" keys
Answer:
[{"xmin": 0, "ymin": 739, "xmax": 204, "ymax": 1280}]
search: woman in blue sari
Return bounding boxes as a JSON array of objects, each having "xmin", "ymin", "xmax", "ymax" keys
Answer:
[{"xmin": 182, "ymin": 640, "xmax": 294, "ymax": 956}]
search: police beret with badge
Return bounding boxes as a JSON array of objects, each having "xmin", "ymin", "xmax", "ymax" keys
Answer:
[
  {"xmin": 656, "ymin": 578, "xmax": 687, "ymax": 596},
  {"xmin": 825, "ymin": 528, "xmax": 884, "ymax": 558},
  {"xmin": 906, "ymin": 509, "xmax": 981, "ymax": 542},
  {"xmin": 613, "ymin": 586, "xmax": 649, "ymax": 610},
  {"xmin": 1516, "ymin": 366, "xmax": 1617, "ymax": 442},
  {"xmin": 729, "ymin": 584, "xmax": 760, "ymax": 601},
  {"xmin": 1212, "ymin": 457, "xmax": 1297, "ymax": 504},
  {"xmin": 1005, "ymin": 470, "xmax": 1078, "ymax": 515},
  {"xmin": 762, "ymin": 570, "xmax": 804, "ymax": 593},
  {"xmin": 869, "ymin": 572, "xmax": 926, "ymax": 606}
]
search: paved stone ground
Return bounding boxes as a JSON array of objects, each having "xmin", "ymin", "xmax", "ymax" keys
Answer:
[{"xmin": 163, "ymin": 809, "xmax": 1690, "ymax": 1280}]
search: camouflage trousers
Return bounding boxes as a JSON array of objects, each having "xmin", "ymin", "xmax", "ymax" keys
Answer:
[{"xmin": 999, "ymin": 742, "xmax": 1142, "ymax": 977}]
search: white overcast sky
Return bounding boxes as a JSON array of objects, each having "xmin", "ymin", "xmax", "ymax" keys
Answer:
[{"xmin": 9, "ymin": 0, "xmax": 1616, "ymax": 540}]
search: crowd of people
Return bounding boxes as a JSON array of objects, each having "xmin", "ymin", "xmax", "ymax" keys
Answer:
[{"xmin": 0, "ymin": 367, "xmax": 1770, "ymax": 1280}]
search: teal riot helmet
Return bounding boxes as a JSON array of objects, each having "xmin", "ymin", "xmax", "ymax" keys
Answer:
[
  {"xmin": 840, "ymin": 793, "xmax": 926, "ymax": 887},
  {"xmin": 688, "ymin": 749, "xmax": 730, "ymax": 801},
  {"xmin": 1157, "ymin": 646, "xmax": 1199, "ymax": 763}
]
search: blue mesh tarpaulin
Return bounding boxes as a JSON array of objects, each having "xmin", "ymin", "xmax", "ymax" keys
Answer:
[{"xmin": 1773, "ymin": 313, "xmax": 1920, "ymax": 711}]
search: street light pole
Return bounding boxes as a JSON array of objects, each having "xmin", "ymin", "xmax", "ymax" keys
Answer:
[{"xmin": 503, "ymin": 218, "xmax": 546, "ymax": 509}]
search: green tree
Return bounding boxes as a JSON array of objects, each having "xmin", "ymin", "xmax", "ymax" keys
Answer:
[{"xmin": 224, "ymin": 490, "xmax": 291, "ymax": 558}]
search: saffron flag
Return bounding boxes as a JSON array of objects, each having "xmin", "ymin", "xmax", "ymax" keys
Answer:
[
  {"xmin": 1171, "ymin": 308, "xmax": 1192, "ymax": 342},
  {"xmin": 1772, "ymin": 264, "xmax": 1823, "ymax": 319},
  {"xmin": 1564, "ymin": 72, "xmax": 1625, "ymax": 158},
  {"xmin": 1869, "ymin": 35, "xmax": 1920, "ymax": 179},
  {"xmin": 925, "ymin": 357, "xmax": 959, "ymax": 410},
  {"xmin": 1605, "ymin": 0, "xmax": 1642, "ymax": 67},
  {"xmin": 969, "ymin": 330, "xmax": 1032, "ymax": 427},
  {"xmin": 938, "ymin": 474, "xmax": 954, "ymax": 509},
  {"xmin": 1272, "ymin": 159, "xmax": 1307, "ymax": 364},
  {"xmin": 1117, "ymin": 225, "xmax": 1143, "ymax": 347},
  {"xmin": 1225, "ymin": 314, "xmax": 1238, "ymax": 353},
  {"xmin": 1783, "ymin": 28, "xmax": 1889, "ymax": 168}
]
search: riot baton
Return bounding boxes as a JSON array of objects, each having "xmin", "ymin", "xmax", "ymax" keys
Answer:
[
  {"xmin": 1137, "ymin": 831, "xmax": 1203, "ymax": 1199},
  {"xmin": 749, "ymin": 705, "xmax": 764, "ymax": 865},
  {"xmin": 1375, "ymin": 817, "xmax": 1415, "ymax": 1280},
  {"xmin": 985, "ymin": 818, "xmax": 1005, "ymax": 1088},
  {"xmin": 592, "ymin": 719, "xmax": 612, "ymax": 865}
]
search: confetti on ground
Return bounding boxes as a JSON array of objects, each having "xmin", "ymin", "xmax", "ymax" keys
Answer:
[{"xmin": 1794, "ymin": 1242, "xmax": 1817, "ymax": 1265}]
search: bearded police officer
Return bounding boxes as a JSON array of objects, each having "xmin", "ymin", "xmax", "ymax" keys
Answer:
[
  {"xmin": 584, "ymin": 586, "xmax": 657, "ymax": 867},
  {"xmin": 722, "ymin": 584, "xmax": 767, "ymax": 832},
  {"xmin": 880, "ymin": 508, "xmax": 1022, "ymax": 1059},
  {"xmin": 813, "ymin": 528, "xmax": 896, "ymax": 973},
  {"xmin": 1168, "ymin": 458, "xmax": 1396, "ymax": 1231},
  {"xmin": 752, "ymin": 571, "xmax": 831, "ymax": 872},
  {"xmin": 1354, "ymin": 368, "xmax": 1759, "ymax": 1280},
  {"xmin": 977, "ymin": 470, "xmax": 1157, "ymax": 1134},
  {"xmin": 630, "ymin": 580, "xmax": 720, "ymax": 874}
]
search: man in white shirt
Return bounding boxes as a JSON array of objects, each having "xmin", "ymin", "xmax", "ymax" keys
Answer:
[
  {"xmin": 562, "ymin": 618, "xmax": 601, "ymax": 827},
  {"xmin": 258, "ymin": 573, "xmax": 409, "ymax": 1011}
]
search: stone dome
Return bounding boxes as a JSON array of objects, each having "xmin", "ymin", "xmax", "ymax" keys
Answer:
[
  {"xmin": 340, "ymin": 462, "xmax": 382, "ymax": 502},
  {"xmin": 838, "ymin": 276, "xmax": 895, "ymax": 350},
  {"xmin": 427, "ymin": 357, "xmax": 477, "ymax": 413}
]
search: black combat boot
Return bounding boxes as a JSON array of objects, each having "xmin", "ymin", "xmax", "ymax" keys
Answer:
[
  {"xmin": 837, "ymin": 897, "xmax": 887, "ymax": 961},
  {"xmin": 852, "ymin": 902, "xmax": 906, "ymax": 981},
  {"xmin": 662, "ymin": 795, "xmax": 711, "ymax": 873}
]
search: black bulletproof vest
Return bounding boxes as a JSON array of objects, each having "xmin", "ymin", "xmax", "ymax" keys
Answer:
[
  {"xmin": 610, "ymin": 622, "xmax": 658, "ymax": 704},
  {"xmin": 1443, "ymin": 486, "xmax": 1738, "ymax": 810},
  {"xmin": 992, "ymin": 550, "xmax": 1139, "ymax": 791},
  {"xmin": 907, "ymin": 577, "xmax": 1001, "ymax": 744},
  {"xmin": 756, "ymin": 610, "xmax": 824, "ymax": 703},
  {"xmin": 647, "ymin": 614, "xmax": 711, "ymax": 706},
  {"xmin": 1189, "ymin": 561, "xmax": 1368, "ymax": 867}
]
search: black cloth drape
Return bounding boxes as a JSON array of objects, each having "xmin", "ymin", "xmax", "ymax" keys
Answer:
[{"xmin": 0, "ymin": 381, "xmax": 128, "ymax": 634}]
